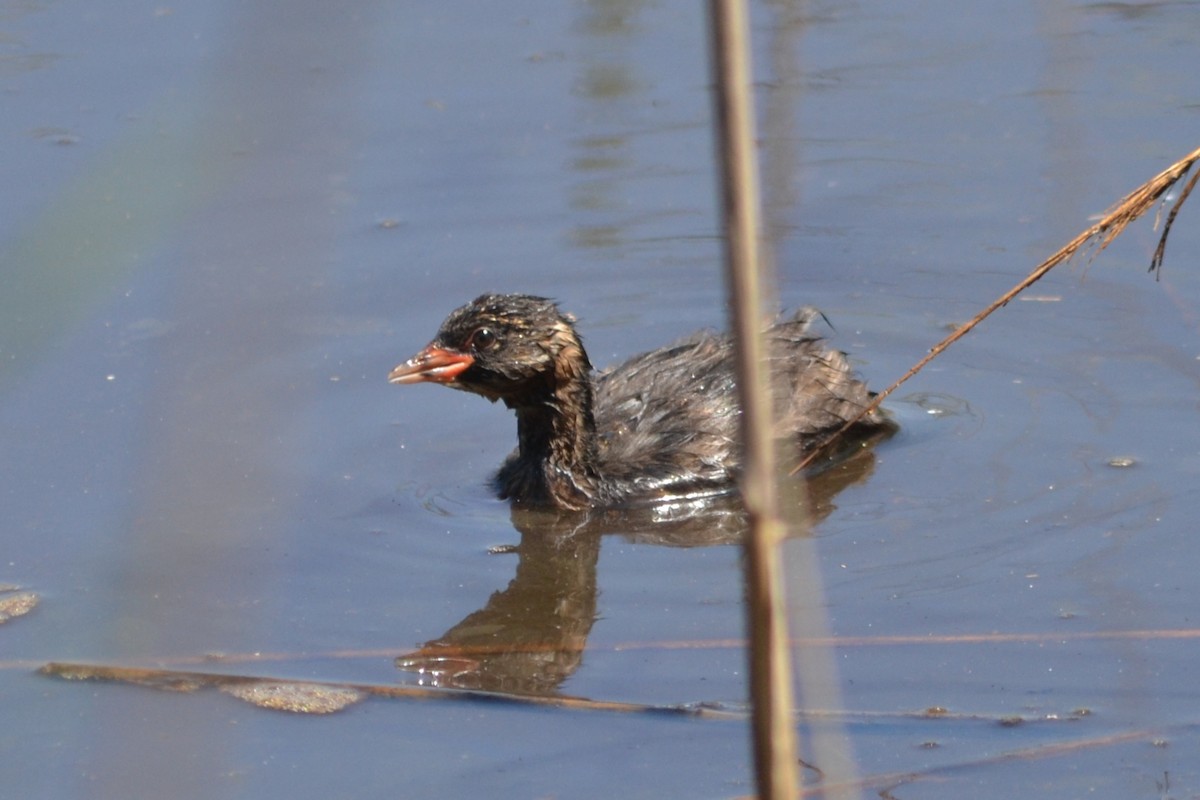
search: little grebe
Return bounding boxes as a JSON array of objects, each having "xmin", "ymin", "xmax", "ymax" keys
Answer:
[{"xmin": 389, "ymin": 293, "xmax": 893, "ymax": 510}]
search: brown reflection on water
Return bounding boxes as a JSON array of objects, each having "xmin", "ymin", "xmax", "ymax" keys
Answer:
[
  {"xmin": 0, "ymin": 5, "xmax": 60, "ymax": 78},
  {"xmin": 760, "ymin": 0, "xmax": 808, "ymax": 265},
  {"xmin": 398, "ymin": 515, "xmax": 602, "ymax": 696},
  {"xmin": 397, "ymin": 444, "xmax": 883, "ymax": 696},
  {"xmin": 568, "ymin": 1, "xmax": 645, "ymax": 253}
]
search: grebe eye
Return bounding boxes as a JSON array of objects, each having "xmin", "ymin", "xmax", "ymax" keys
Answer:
[{"xmin": 470, "ymin": 327, "xmax": 497, "ymax": 350}]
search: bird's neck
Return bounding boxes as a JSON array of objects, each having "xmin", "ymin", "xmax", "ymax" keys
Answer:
[
  {"xmin": 515, "ymin": 380, "xmax": 597, "ymax": 471},
  {"xmin": 507, "ymin": 331, "xmax": 601, "ymax": 508}
]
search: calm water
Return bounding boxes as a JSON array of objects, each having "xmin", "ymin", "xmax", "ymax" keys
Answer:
[{"xmin": 3, "ymin": 1, "xmax": 1199, "ymax": 797}]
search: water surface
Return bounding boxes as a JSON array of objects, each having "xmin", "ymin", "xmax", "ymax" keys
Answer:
[{"xmin": 2, "ymin": 1, "xmax": 1199, "ymax": 797}]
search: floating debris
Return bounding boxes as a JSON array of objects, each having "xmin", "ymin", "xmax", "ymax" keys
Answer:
[
  {"xmin": 220, "ymin": 682, "xmax": 366, "ymax": 714},
  {"xmin": 0, "ymin": 590, "xmax": 38, "ymax": 624},
  {"xmin": 906, "ymin": 392, "xmax": 972, "ymax": 418},
  {"xmin": 42, "ymin": 662, "xmax": 205, "ymax": 692}
]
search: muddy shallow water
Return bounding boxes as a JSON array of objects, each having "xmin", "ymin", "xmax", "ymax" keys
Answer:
[{"xmin": 3, "ymin": 1, "xmax": 1200, "ymax": 797}]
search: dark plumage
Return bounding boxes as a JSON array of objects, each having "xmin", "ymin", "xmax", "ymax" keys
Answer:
[{"xmin": 389, "ymin": 293, "xmax": 893, "ymax": 510}]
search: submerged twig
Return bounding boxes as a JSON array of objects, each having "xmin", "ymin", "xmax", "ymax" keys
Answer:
[
  {"xmin": 38, "ymin": 660, "xmax": 1097, "ymax": 727},
  {"xmin": 613, "ymin": 626, "xmax": 1200, "ymax": 651},
  {"xmin": 784, "ymin": 727, "xmax": 1164, "ymax": 800},
  {"xmin": 797, "ymin": 144, "xmax": 1200, "ymax": 472},
  {"xmin": 37, "ymin": 661, "xmax": 737, "ymax": 718}
]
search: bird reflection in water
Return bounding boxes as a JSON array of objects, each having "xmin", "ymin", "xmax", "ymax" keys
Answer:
[{"xmin": 395, "ymin": 441, "xmax": 887, "ymax": 696}]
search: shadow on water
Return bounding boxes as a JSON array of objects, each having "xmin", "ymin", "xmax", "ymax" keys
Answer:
[{"xmin": 396, "ymin": 441, "xmax": 885, "ymax": 696}]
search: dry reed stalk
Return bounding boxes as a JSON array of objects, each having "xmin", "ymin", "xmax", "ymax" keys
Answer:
[
  {"xmin": 797, "ymin": 144, "xmax": 1200, "ymax": 472},
  {"xmin": 708, "ymin": 0, "xmax": 802, "ymax": 797}
]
